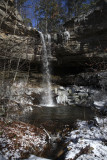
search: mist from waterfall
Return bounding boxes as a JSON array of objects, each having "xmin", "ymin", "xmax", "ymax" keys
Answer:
[{"xmin": 39, "ymin": 32, "xmax": 54, "ymax": 106}]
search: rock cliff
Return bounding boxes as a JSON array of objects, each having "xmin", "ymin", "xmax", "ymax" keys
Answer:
[
  {"xmin": 0, "ymin": 0, "xmax": 40, "ymax": 63},
  {"xmin": 0, "ymin": 0, "xmax": 107, "ymax": 77},
  {"xmin": 53, "ymin": 0, "xmax": 107, "ymax": 74}
]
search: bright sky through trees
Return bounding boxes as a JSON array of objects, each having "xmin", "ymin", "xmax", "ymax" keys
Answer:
[{"xmin": 16, "ymin": 0, "xmax": 99, "ymax": 29}]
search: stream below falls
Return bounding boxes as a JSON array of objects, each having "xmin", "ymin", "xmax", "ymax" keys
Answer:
[{"xmin": 19, "ymin": 105, "xmax": 95, "ymax": 159}]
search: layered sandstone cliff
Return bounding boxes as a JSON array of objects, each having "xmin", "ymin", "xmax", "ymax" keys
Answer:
[
  {"xmin": 0, "ymin": 0, "xmax": 39, "ymax": 62},
  {"xmin": 53, "ymin": 0, "xmax": 107, "ymax": 73}
]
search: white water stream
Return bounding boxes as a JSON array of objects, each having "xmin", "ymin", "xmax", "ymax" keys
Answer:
[{"xmin": 39, "ymin": 32, "xmax": 54, "ymax": 106}]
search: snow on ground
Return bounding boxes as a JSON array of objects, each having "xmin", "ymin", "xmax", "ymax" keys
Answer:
[
  {"xmin": 0, "ymin": 120, "xmax": 47, "ymax": 159},
  {"xmin": 10, "ymin": 81, "xmax": 43, "ymax": 106},
  {"xmin": 0, "ymin": 154, "xmax": 6, "ymax": 160},
  {"xmin": 25, "ymin": 155, "xmax": 51, "ymax": 160},
  {"xmin": 65, "ymin": 117, "xmax": 107, "ymax": 160}
]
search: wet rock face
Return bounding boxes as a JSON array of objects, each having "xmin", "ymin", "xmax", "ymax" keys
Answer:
[
  {"xmin": 52, "ymin": 0, "xmax": 107, "ymax": 73},
  {"xmin": 61, "ymin": 71, "xmax": 107, "ymax": 90},
  {"xmin": 56, "ymin": 70, "xmax": 107, "ymax": 101}
]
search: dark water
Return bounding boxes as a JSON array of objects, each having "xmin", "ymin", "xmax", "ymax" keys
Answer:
[{"xmin": 21, "ymin": 105, "xmax": 95, "ymax": 126}]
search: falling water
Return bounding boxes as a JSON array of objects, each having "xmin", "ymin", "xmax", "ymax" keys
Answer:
[
  {"xmin": 39, "ymin": 32, "xmax": 54, "ymax": 106},
  {"xmin": 47, "ymin": 34, "xmax": 51, "ymax": 57}
]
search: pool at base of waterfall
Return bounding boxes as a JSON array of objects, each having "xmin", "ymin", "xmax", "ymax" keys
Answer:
[
  {"xmin": 20, "ymin": 104, "xmax": 95, "ymax": 126},
  {"xmin": 16, "ymin": 104, "xmax": 95, "ymax": 159}
]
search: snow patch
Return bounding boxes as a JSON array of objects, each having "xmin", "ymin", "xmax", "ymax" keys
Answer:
[
  {"xmin": 26, "ymin": 155, "xmax": 51, "ymax": 160},
  {"xmin": 65, "ymin": 117, "xmax": 107, "ymax": 160},
  {"xmin": 94, "ymin": 101, "xmax": 105, "ymax": 107}
]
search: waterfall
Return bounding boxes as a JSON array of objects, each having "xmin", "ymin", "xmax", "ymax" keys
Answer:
[
  {"xmin": 63, "ymin": 30, "xmax": 70, "ymax": 43},
  {"xmin": 47, "ymin": 34, "xmax": 51, "ymax": 57},
  {"xmin": 39, "ymin": 32, "xmax": 54, "ymax": 106}
]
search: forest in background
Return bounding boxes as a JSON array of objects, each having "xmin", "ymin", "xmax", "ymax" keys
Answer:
[{"xmin": 15, "ymin": 0, "xmax": 99, "ymax": 33}]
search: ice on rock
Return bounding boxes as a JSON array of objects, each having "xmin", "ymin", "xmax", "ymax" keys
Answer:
[
  {"xmin": 94, "ymin": 101, "xmax": 105, "ymax": 107},
  {"xmin": 56, "ymin": 91, "xmax": 68, "ymax": 105},
  {"xmin": 63, "ymin": 30, "xmax": 70, "ymax": 42}
]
